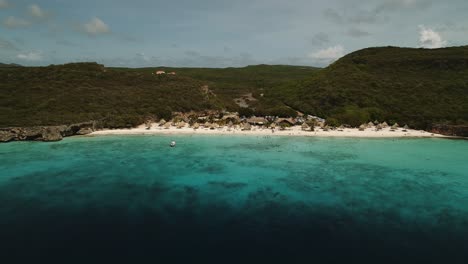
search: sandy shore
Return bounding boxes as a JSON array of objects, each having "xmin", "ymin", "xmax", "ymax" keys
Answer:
[{"xmin": 90, "ymin": 123, "xmax": 447, "ymax": 138}]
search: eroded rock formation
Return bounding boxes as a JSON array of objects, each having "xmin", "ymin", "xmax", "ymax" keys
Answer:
[
  {"xmin": 0, "ymin": 122, "xmax": 95, "ymax": 143},
  {"xmin": 430, "ymin": 124, "xmax": 468, "ymax": 138}
]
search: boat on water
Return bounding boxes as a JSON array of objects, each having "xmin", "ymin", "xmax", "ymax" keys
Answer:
[{"xmin": 170, "ymin": 141, "xmax": 176, "ymax": 147}]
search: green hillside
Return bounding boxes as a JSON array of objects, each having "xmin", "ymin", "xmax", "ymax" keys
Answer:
[
  {"xmin": 0, "ymin": 63, "xmax": 318, "ymax": 127},
  {"xmin": 276, "ymin": 46, "xmax": 468, "ymax": 128},
  {"xmin": 1, "ymin": 46, "xmax": 467, "ymax": 130}
]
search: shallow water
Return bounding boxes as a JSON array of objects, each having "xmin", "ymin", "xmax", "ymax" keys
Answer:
[{"xmin": 1, "ymin": 135, "xmax": 468, "ymax": 263}]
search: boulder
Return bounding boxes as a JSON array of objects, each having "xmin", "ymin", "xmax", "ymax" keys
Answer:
[{"xmin": 42, "ymin": 126, "xmax": 64, "ymax": 142}]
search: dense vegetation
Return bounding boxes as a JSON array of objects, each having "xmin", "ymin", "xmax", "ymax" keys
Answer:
[
  {"xmin": 274, "ymin": 46, "xmax": 468, "ymax": 128},
  {"xmin": 0, "ymin": 63, "xmax": 317, "ymax": 127},
  {"xmin": 1, "ymin": 45, "xmax": 467, "ymax": 129}
]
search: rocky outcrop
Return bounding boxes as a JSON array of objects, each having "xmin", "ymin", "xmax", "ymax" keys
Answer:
[
  {"xmin": 430, "ymin": 124, "xmax": 468, "ymax": 137},
  {"xmin": 0, "ymin": 122, "xmax": 95, "ymax": 143}
]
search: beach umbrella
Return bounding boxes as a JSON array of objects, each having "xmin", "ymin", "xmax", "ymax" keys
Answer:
[
  {"xmin": 382, "ymin": 122, "xmax": 389, "ymax": 128},
  {"xmin": 193, "ymin": 122, "xmax": 200, "ymax": 129},
  {"xmin": 392, "ymin": 123, "xmax": 400, "ymax": 129},
  {"xmin": 375, "ymin": 124, "xmax": 383, "ymax": 130},
  {"xmin": 367, "ymin": 122, "xmax": 374, "ymax": 128},
  {"xmin": 301, "ymin": 123, "xmax": 310, "ymax": 131},
  {"xmin": 359, "ymin": 124, "xmax": 366, "ymax": 131},
  {"xmin": 164, "ymin": 122, "xmax": 171, "ymax": 129},
  {"xmin": 177, "ymin": 121, "xmax": 185, "ymax": 129},
  {"xmin": 145, "ymin": 120, "xmax": 152, "ymax": 129},
  {"xmin": 159, "ymin": 119, "xmax": 167, "ymax": 126},
  {"xmin": 204, "ymin": 122, "xmax": 211, "ymax": 128}
]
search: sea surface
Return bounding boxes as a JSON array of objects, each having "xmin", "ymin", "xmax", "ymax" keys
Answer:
[{"xmin": 1, "ymin": 135, "xmax": 467, "ymax": 263}]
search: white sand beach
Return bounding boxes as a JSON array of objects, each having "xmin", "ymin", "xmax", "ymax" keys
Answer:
[{"xmin": 90, "ymin": 123, "xmax": 447, "ymax": 138}]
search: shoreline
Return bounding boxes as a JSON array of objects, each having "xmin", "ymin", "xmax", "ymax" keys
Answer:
[{"xmin": 90, "ymin": 124, "xmax": 449, "ymax": 138}]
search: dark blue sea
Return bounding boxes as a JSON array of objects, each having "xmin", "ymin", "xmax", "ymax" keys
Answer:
[{"xmin": 1, "ymin": 135, "xmax": 467, "ymax": 263}]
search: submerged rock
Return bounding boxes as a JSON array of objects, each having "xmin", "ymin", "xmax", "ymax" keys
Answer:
[{"xmin": 0, "ymin": 122, "xmax": 95, "ymax": 143}]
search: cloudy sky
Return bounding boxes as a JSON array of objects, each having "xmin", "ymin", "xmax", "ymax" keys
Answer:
[{"xmin": 1, "ymin": 0, "xmax": 467, "ymax": 67}]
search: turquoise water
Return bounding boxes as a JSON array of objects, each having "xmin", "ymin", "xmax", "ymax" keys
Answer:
[{"xmin": 1, "ymin": 135, "xmax": 468, "ymax": 263}]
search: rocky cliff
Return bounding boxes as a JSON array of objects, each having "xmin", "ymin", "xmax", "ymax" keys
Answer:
[
  {"xmin": 0, "ymin": 122, "xmax": 95, "ymax": 143},
  {"xmin": 430, "ymin": 124, "xmax": 468, "ymax": 138}
]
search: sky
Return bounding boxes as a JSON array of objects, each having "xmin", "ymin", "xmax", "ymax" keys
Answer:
[{"xmin": 1, "ymin": 0, "xmax": 468, "ymax": 67}]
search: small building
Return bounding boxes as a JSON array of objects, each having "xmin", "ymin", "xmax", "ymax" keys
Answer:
[
  {"xmin": 247, "ymin": 117, "xmax": 267, "ymax": 125},
  {"xmin": 156, "ymin": 71, "xmax": 166, "ymax": 75},
  {"xmin": 307, "ymin": 115, "xmax": 326, "ymax": 123},
  {"xmin": 275, "ymin": 118, "xmax": 295, "ymax": 127}
]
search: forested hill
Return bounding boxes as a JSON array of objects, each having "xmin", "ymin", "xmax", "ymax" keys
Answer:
[
  {"xmin": 277, "ymin": 46, "xmax": 468, "ymax": 128},
  {"xmin": 0, "ymin": 63, "xmax": 318, "ymax": 127},
  {"xmin": 1, "ymin": 46, "xmax": 467, "ymax": 130}
]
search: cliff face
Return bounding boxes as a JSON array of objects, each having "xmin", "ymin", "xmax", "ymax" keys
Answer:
[
  {"xmin": 0, "ymin": 122, "xmax": 95, "ymax": 143},
  {"xmin": 430, "ymin": 124, "xmax": 468, "ymax": 137}
]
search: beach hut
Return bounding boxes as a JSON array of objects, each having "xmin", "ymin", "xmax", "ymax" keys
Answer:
[
  {"xmin": 204, "ymin": 122, "xmax": 211, "ymax": 128},
  {"xmin": 375, "ymin": 124, "xmax": 383, "ymax": 131},
  {"xmin": 177, "ymin": 121, "xmax": 185, "ymax": 129},
  {"xmin": 247, "ymin": 117, "xmax": 267, "ymax": 126},
  {"xmin": 367, "ymin": 122, "xmax": 374, "ymax": 128},
  {"xmin": 159, "ymin": 119, "xmax": 167, "ymax": 126},
  {"xmin": 145, "ymin": 120, "xmax": 152, "ymax": 130},
  {"xmin": 242, "ymin": 123, "xmax": 252, "ymax": 131},
  {"xmin": 382, "ymin": 122, "xmax": 389, "ymax": 128},
  {"xmin": 392, "ymin": 123, "xmax": 400, "ymax": 130},
  {"xmin": 275, "ymin": 118, "xmax": 295, "ymax": 127},
  {"xmin": 403, "ymin": 124, "xmax": 409, "ymax": 132},
  {"xmin": 222, "ymin": 114, "xmax": 240, "ymax": 123},
  {"xmin": 164, "ymin": 122, "xmax": 171, "ymax": 129},
  {"xmin": 359, "ymin": 124, "xmax": 367, "ymax": 131}
]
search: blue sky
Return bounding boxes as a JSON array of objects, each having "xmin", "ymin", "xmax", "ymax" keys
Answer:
[{"xmin": 1, "ymin": 0, "xmax": 468, "ymax": 67}]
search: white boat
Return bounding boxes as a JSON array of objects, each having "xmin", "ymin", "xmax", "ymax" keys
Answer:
[{"xmin": 170, "ymin": 141, "xmax": 176, "ymax": 147}]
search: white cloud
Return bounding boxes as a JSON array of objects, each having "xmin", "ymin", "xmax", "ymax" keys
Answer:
[
  {"xmin": 0, "ymin": 0, "xmax": 9, "ymax": 9},
  {"xmin": 28, "ymin": 4, "xmax": 49, "ymax": 19},
  {"xmin": 83, "ymin": 17, "xmax": 110, "ymax": 36},
  {"xmin": 308, "ymin": 45, "xmax": 345, "ymax": 61},
  {"xmin": 418, "ymin": 25, "xmax": 447, "ymax": 48},
  {"xmin": 2, "ymin": 16, "xmax": 31, "ymax": 28},
  {"xmin": 17, "ymin": 51, "xmax": 43, "ymax": 61}
]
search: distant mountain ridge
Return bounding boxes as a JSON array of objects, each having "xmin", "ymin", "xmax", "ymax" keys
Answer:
[{"xmin": 0, "ymin": 63, "xmax": 22, "ymax": 68}]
